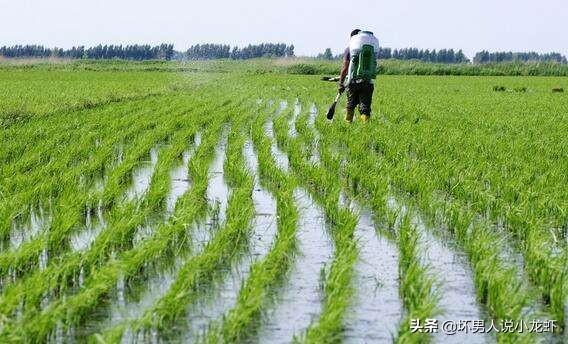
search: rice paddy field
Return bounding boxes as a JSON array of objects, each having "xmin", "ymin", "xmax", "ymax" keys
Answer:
[{"xmin": 0, "ymin": 61, "xmax": 567, "ymax": 343}]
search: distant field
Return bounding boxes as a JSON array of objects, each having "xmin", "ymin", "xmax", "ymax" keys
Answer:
[
  {"xmin": 2, "ymin": 57, "xmax": 568, "ymax": 76},
  {"xmin": 0, "ymin": 61, "xmax": 566, "ymax": 343}
]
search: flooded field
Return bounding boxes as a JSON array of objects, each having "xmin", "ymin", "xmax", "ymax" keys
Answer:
[{"xmin": 1, "ymin": 64, "xmax": 565, "ymax": 343}]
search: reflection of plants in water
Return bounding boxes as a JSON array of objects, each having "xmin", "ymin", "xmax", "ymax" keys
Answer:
[
  {"xmin": 373, "ymin": 275, "xmax": 384, "ymax": 291},
  {"xmin": 318, "ymin": 263, "xmax": 327, "ymax": 292},
  {"xmin": 209, "ymin": 200, "xmax": 221, "ymax": 230}
]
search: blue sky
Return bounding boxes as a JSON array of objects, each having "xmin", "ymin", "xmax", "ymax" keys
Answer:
[{"xmin": 1, "ymin": 0, "xmax": 566, "ymax": 58}]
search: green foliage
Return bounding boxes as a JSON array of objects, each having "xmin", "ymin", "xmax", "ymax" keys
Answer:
[{"xmin": 0, "ymin": 61, "xmax": 566, "ymax": 343}]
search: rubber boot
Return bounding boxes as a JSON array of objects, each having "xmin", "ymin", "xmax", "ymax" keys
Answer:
[
  {"xmin": 360, "ymin": 114, "xmax": 370, "ymax": 123},
  {"xmin": 345, "ymin": 109, "xmax": 354, "ymax": 123}
]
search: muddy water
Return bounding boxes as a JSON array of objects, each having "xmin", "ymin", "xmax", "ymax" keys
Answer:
[
  {"xmin": 341, "ymin": 194, "xmax": 402, "ymax": 343},
  {"xmin": 257, "ymin": 188, "xmax": 333, "ymax": 343},
  {"xmin": 48, "ymin": 322, "xmax": 77, "ymax": 344},
  {"xmin": 125, "ymin": 146, "xmax": 159, "ymax": 201},
  {"xmin": 278, "ymin": 100, "xmax": 288, "ymax": 114},
  {"xmin": 182, "ymin": 140, "xmax": 278, "ymax": 340},
  {"xmin": 288, "ymin": 99, "xmax": 301, "ymax": 138},
  {"xmin": 9, "ymin": 206, "xmax": 51, "ymax": 251},
  {"xmin": 184, "ymin": 257, "xmax": 251, "ymax": 341},
  {"xmin": 486, "ymin": 220, "xmax": 557, "ymax": 342},
  {"xmin": 263, "ymin": 119, "xmax": 289, "ymax": 172},
  {"xmin": 72, "ymin": 132, "xmax": 199, "ymax": 254},
  {"xmin": 70, "ymin": 202, "xmax": 106, "ymax": 252},
  {"xmin": 165, "ymin": 133, "xmax": 202, "ymax": 217},
  {"xmin": 206, "ymin": 129, "xmax": 230, "ymax": 226},
  {"xmin": 95, "ymin": 134, "xmax": 229, "ymax": 341},
  {"xmin": 244, "ymin": 140, "xmax": 278, "ymax": 258},
  {"xmin": 387, "ymin": 196, "xmax": 491, "ymax": 344},
  {"xmin": 307, "ymin": 103, "xmax": 321, "ymax": 165},
  {"xmin": 111, "ymin": 258, "xmax": 184, "ymax": 324},
  {"xmin": 133, "ymin": 135, "xmax": 203, "ymax": 246},
  {"xmin": 91, "ymin": 175, "xmax": 107, "ymax": 194},
  {"xmin": 112, "ymin": 217, "xmax": 217, "ymax": 343},
  {"xmin": 417, "ymin": 218, "xmax": 491, "ymax": 344}
]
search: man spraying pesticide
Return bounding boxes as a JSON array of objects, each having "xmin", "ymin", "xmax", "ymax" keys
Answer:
[{"xmin": 326, "ymin": 29, "xmax": 380, "ymax": 123}]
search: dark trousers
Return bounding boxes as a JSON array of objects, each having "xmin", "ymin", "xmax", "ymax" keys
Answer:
[{"xmin": 346, "ymin": 80, "xmax": 374, "ymax": 115}]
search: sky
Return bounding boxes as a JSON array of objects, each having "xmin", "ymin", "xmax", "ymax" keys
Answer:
[{"xmin": 1, "ymin": 0, "xmax": 567, "ymax": 59}]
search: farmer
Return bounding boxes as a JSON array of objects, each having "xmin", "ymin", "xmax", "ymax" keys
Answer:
[{"xmin": 338, "ymin": 29, "xmax": 380, "ymax": 123}]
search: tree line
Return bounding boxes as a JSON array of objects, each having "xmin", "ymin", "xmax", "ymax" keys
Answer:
[
  {"xmin": 0, "ymin": 43, "xmax": 294, "ymax": 60},
  {"xmin": 1, "ymin": 43, "xmax": 566, "ymax": 64},
  {"xmin": 0, "ymin": 44, "xmax": 175, "ymax": 60},
  {"xmin": 473, "ymin": 51, "xmax": 567, "ymax": 64},
  {"xmin": 184, "ymin": 43, "xmax": 295, "ymax": 59},
  {"xmin": 318, "ymin": 47, "xmax": 469, "ymax": 63},
  {"xmin": 318, "ymin": 47, "xmax": 567, "ymax": 64}
]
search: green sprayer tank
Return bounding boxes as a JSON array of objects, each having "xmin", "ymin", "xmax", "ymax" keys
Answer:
[{"xmin": 347, "ymin": 31, "xmax": 380, "ymax": 83}]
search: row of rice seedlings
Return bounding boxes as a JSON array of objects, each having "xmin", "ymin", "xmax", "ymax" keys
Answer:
[
  {"xmin": 355, "ymin": 76, "xmax": 566, "ymax": 328},
  {"xmin": 255, "ymin": 76, "xmax": 559, "ymax": 340},
  {"xmin": 176, "ymin": 138, "xmax": 269, "ymax": 341},
  {"xmin": 387, "ymin": 192, "xmax": 497, "ymax": 343},
  {"xmin": 85, "ymin": 96, "xmax": 250, "ymax": 340},
  {"xmin": 462, "ymin": 190, "xmax": 565, "ymax": 327},
  {"xmin": 4, "ymin": 128, "xmax": 185, "ymax": 312},
  {"xmin": 0, "ymin": 106, "xmax": 172, "ymax": 282},
  {"xmin": 433, "ymin": 176, "xmax": 565, "ymax": 335},
  {"xmin": 88, "ymin": 130, "xmax": 203, "ymax": 337},
  {"xmin": 0, "ymin": 132, "xmax": 97, "ymax": 245},
  {"xmin": 85, "ymin": 112, "xmax": 229, "ymax": 342},
  {"xmin": 411, "ymin": 131, "xmax": 567, "ymax": 327},
  {"xmin": 0, "ymin": 105, "xmax": 224, "ymax": 342},
  {"xmin": 324, "ymin": 115, "xmax": 541, "ymax": 342},
  {"xmin": 199, "ymin": 104, "xmax": 298, "ymax": 342},
  {"xmin": 294, "ymin": 89, "xmax": 496, "ymax": 343},
  {"xmin": 396, "ymin": 214, "xmax": 439, "ymax": 343},
  {"xmin": 322, "ymin": 135, "xmax": 441, "ymax": 344},
  {"xmin": 0, "ymin": 96, "xmax": 188, "ymax": 238},
  {"xmin": 0, "ymin": 67, "xmax": 177, "ymax": 132},
  {"xmin": 97, "ymin": 110, "xmax": 256, "ymax": 342},
  {"xmin": 357, "ymin": 125, "xmax": 558, "ymax": 340},
  {"xmin": 74, "ymin": 121, "xmax": 207, "ymax": 338},
  {"xmin": 257, "ymin": 108, "xmax": 333, "ymax": 342},
  {"xmin": 0, "ymin": 104, "xmax": 204, "ymax": 325},
  {"xmin": 0, "ymin": 114, "xmax": 183, "ymax": 290},
  {"xmin": 316, "ymin": 119, "xmax": 488, "ymax": 343},
  {"xmin": 292, "ymin": 100, "xmax": 438, "ymax": 343},
  {"xmin": 419, "ymin": 194, "xmax": 557, "ymax": 343},
  {"xmin": 368, "ymin": 151, "xmax": 538, "ymax": 343},
  {"xmin": 0, "ymin": 94, "xmax": 180, "ymax": 221},
  {"xmin": 311, "ymin": 111, "xmax": 403, "ymax": 342},
  {"xmin": 293, "ymin": 102, "xmax": 320, "ymax": 165},
  {"xmin": 172, "ymin": 125, "xmax": 233, "ymax": 339},
  {"xmin": 0, "ymin": 95, "xmax": 147, "ymax": 187},
  {"xmin": 270, "ymin": 103, "xmax": 359, "ymax": 343},
  {"xmin": 263, "ymin": 102, "xmax": 290, "ymax": 172}
]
